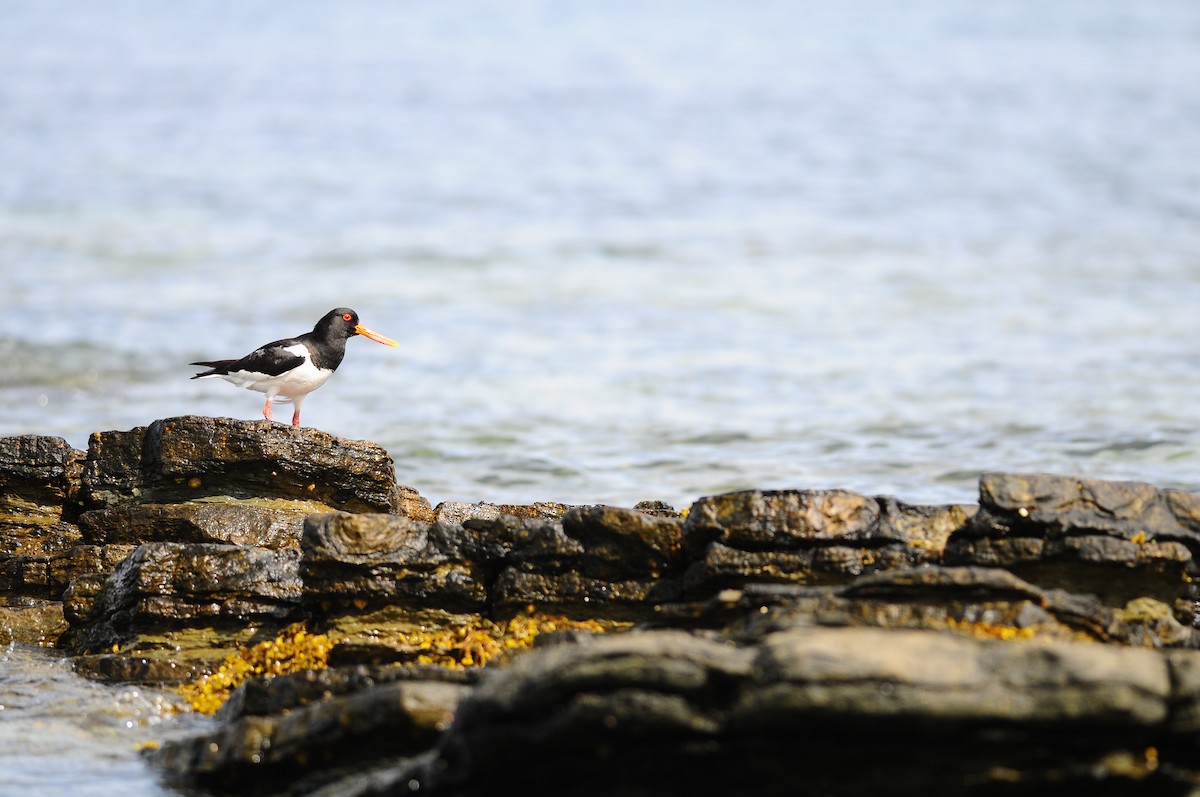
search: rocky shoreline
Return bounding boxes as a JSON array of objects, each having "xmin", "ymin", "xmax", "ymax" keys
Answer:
[{"xmin": 3, "ymin": 416, "xmax": 1200, "ymax": 795}]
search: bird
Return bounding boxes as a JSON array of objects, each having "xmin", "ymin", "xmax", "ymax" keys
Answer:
[{"xmin": 190, "ymin": 307, "xmax": 399, "ymax": 427}]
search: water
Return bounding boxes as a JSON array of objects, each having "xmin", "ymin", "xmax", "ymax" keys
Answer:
[
  {"xmin": 1, "ymin": 1, "xmax": 1199, "ymax": 792},
  {"xmin": 0, "ymin": 644, "xmax": 203, "ymax": 797}
]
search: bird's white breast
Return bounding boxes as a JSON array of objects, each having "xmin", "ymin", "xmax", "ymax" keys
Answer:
[{"xmin": 218, "ymin": 344, "xmax": 334, "ymax": 398}]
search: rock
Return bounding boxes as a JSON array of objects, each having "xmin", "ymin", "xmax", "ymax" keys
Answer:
[
  {"xmin": 0, "ymin": 436, "xmax": 87, "ymax": 606},
  {"xmin": 79, "ymin": 502, "xmax": 310, "ymax": 548},
  {"xmin": 743, "ymin": 626, "xmax": 1168, "ymax": 723},
  {"xmin": 301, "ymin": 513, "xmax": 485, "ymax": 612},
  {"xmin": 633, "ymin": 499, "xmax": 682, "ymax": 518},
  {"xmin": 0, "ymin": 601, "xmax": 68, "ymax": 646},
  {"xmin": 0, "ymin": 543, "xmax": 135, "ymax": 602},
  {"xmin": 214, "ymin": 662, "xmax": 478, "ymax": 721},
  {"xmin": 79, "ymin": 416, "xmax": 420, "ymax": 515},
  {"xmin": 0, "ymin": 434, "xmax": 84, "ymax": 529},
  {"xmin": 153, "ymin": 669, "xmax": 472, "ymax": 795},
  {"xmin": 488, "ymin": 505, "xmax": 686, "ymax": 617},
  {"xmin": 1116, "ymin": 597, "xmax": 1196, "ymax": 648},
  {"xmin": 11, "ymin": 422, "xmax": 1200, "ymax": 795},
  {"xmin": 400, "ymin": 626, "xmax": 1192, "ymax": 796},
  {"xmin": 662, "ymin": 565, "xmax": 1198, "ymax": 650},
  {"xmin": 62, "ymin": 572, "xmax": 107, "ymax": 625},
  {"xmin": 299, "ymin": 513, "xmax": 487, "ymax": 659},
  {"xmin": 71, "ymin": 653, "xmax": 210, "ymax": 685},
  {"xmin": 395, "ymin": 484, "xmax": 437, "ymax": 523},
  {"xmin": 1167, "ymin": 649, "xmax": 1200, "ymax": 734},
  {"xmin": 561, "ymin": 505, "xmax": 684, "ymax": 572},
  {"xmin": 302, "ymin": 507, "xmax": 687, "ymax": 633},
  {"xmin": 49, "ymin": 544, "xmax": 137, "ymax": 595},
  {"xmin": 433, "ymin": 500, "xmax": 571, "ymax": 525},
  {"xmin": 945, "ymin": 473, "xmax": 1200, "ymax": 618},
  {"xmin": 61, "ymin": 542, "xmax": 302, "ymax": 656},
  {"xmin": 679, "ymin": 489, "xmax": 973, "ymax": 595}
]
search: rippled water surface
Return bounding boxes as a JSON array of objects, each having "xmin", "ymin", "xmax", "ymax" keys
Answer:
[
  {"xmin": 0, "ymin": 644, "xmax": 202, "ymax": 797},
  {"xmin": 2, "ymin": 1, "xmax": 1200, "ymax": 792}
]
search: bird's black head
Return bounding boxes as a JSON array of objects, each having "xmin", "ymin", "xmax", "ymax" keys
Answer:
[
  {"xmin": 312, "ymin": 307, "xmax": 399, "ymax": 348},
  {"xmin": 314, "ymin": 307, "xmax": 361, "ymax": 340}
]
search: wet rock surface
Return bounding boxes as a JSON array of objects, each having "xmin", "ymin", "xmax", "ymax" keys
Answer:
[
  {"xmin": 945, "ymin": 472, "xmax": 1200, "ymax": 615},
  {"xmin": 3, "ymin": 419, "xmax": 1200, "ymax": 794},
  {"xmin": 680, "ymin": 489, "xmax": 974, "ymax": 595},
  {"xmin": 80, "ymin": 415, "xmax": 419, "ymax": 515}
]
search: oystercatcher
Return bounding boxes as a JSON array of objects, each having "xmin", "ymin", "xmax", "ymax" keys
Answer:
[{"xmin": 190, "ymin": 307, "xmax": 399, "ymax": 427}]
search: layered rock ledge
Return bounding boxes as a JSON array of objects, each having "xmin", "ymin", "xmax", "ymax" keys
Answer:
[{"xmin": 3, "ymin": 417, "xmax": 1199, "ymax": 795}]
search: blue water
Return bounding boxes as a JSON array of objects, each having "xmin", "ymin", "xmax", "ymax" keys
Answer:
[{"xmin": 2, "ymin": 2, "xmax": 1200, "ymax": 793}]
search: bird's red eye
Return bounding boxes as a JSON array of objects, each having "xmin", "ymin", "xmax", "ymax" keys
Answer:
[{"xmin": 342, "ymin": 313, "xmax": 353, "ymax": 321}]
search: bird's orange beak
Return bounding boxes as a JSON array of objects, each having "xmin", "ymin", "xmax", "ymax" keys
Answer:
[{"xmin": 355, "ymin": 324, "xmax": 400, "ymax": 348}]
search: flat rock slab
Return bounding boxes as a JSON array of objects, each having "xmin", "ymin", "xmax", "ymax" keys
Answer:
[
  {"xmin": 0, "ymin": 602, "xmax": 68, "ymax": 646},
  {"xmin": 682, "ymin": 489, "xmax": 973, "ymax": 550},
  {"xmin": 79, "ymin": 502, "xmax": 312, "ymax": 549},
  {"xmin": 80, "ymin": 416, "xmax": 411, "ymax": 514}
]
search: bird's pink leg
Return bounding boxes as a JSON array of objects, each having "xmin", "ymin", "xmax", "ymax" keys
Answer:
[
  {"xmin": 291, "ymin": 407, "xmax": 301, "ymax": 427},
  {"xmin": 262, "ymin": 399, "xmax": 274, "ymax": 422}
]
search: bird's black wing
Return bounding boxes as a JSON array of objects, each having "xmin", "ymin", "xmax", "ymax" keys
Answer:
[{"xmin": 191, "ymin": 338, "xmax": 306, "ymax": 378}]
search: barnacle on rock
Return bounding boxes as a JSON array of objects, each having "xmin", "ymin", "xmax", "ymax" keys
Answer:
[{"xmin": 180, "ymin": 622, "xmax": 332, "ymax": 715}]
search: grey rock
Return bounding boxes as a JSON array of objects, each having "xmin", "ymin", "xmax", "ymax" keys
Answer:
[
  {"xmin": 412, "ymin": 626, "xmax": 1190, "ymax": 796},
  {"xmin": 946, "ymin": 473, "xmax": 1200, "ymax": 617}
]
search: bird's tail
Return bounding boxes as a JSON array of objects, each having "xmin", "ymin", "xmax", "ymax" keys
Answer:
[{"xmin": 190, "ymin": 360, "xmax": 236, "ymax": 379}]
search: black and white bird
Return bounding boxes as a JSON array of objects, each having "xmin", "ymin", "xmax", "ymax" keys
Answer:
[{"xmin": 191, "ymin": 307, "xmax": 399, "ymax": 427}]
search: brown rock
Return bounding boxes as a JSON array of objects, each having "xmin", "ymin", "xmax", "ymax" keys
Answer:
[
  {"xmin": 79, "ymin": 502, "xmax": 310, "ymax": 548},
  {"xmin": 1, "ymin": 436, "xmax": 86, "ymax": 597},
  {"xmin": 0, "ymin": 434, "xmax": 84, "ymax": 526},
  {"xmin": 300, "ymin": 512, "xmax": 485, "ymax": 611},
  {"xmin": 80, "ymin": 416, "xmax": 414, "ymax": 515},
  {"xmin": 486, "ymin": 506, "xmax": 686, "ymax": 617},
  {"xmin": 0, "ymin": 601, "xmax": 68, "ymax": 646},
  {"xmin": 61, "ymin": 542, "xmax": 302, "ymax": 655},
  {"xmin": 679, "ymin": 489, "xmax": 972, "ymax": 596}
]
